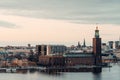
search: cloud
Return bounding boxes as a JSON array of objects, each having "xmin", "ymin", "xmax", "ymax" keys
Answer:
[
  {"xmin": 0, "ymin": 21, "xmax": 17, "ymax": 28},
  {"xmin": 0, "ymin": 0, "xmax": 120, "ymax": 24}
]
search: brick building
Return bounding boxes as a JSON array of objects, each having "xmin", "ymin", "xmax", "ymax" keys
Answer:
[
  {"xmin": 38, "ymin": 55, "xmax": 65, "ymax": 67},
  {"xmin": 63, "ymin": 52, "xmax": 94, "ymax": 66}
]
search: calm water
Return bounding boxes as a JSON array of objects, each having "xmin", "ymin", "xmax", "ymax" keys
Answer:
[{"xmin": 0, "ymin": 64, "xmax": 120, "ymax": 80}]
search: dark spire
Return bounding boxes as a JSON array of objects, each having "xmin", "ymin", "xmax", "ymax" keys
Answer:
[
  {"xmin": 83, "ymin": 38, "xmax": 86, "ymax": 47},
  {"xmin": 77, "ymin": 41, "xmax": 81, "ymax": 48}
]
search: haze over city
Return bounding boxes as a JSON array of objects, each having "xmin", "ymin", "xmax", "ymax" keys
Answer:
[
  {"xmin": 0, "ymin": 1, "xmax": 120, "ymax": 80},
  {"xmin": 0, "ymin": 0, "xmax": 120, "ymax": 46}
]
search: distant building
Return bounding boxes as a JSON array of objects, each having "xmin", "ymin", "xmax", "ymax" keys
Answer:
[
  {"xmin": 101, "ymin": 43, "xmax": 109, "ymax": 53},
  {"xmin": 38, "ymin": 55, "xmax": 65, "ymax": 67},
  {"xmin": 77, "ymin": 41, "xmax": 81, "ymax": 49},
  {"xmin": 36, "ymin": 45, "xmax": 66, "ymax": 56},
  {"xmin": 115, "ymin": 41, "xmax": 120, "ymax": 49},
  {"xmin": 47, "ymin": 45, "xmax": 67, "ymax": 55},
  {"xmin": 63, "ymin": 52, "xmax": 94, "ymax": 66},
  {"xmin": 36, "ymin": 45, "xmax": 47, "ymax": 56},
  {"xmin": 108, "ymin": 41, "xmax": 114, "ymax": 49},
  {"xmin": 28, "ymin": 44, "xmax": 31, "ymax": 48}
]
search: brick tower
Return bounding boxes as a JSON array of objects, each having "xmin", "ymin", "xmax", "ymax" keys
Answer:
[{"xmin": 93, "ymin": 27, "xmax": 102, "ymax": 73}]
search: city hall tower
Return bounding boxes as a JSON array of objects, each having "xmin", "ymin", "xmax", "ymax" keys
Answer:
[{"xmin": 93, "ymin": 27, "xmax": 102, "ymax": 73}]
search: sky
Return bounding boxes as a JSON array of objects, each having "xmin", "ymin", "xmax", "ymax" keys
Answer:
[{"xmin": 0, "ymin": 0, "xmax": 120, "ymax": 46}]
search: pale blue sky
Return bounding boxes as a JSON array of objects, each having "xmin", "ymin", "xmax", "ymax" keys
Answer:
[{"xmin": 0, "ymin": 0, "xmax": 120, "ymax": 46}]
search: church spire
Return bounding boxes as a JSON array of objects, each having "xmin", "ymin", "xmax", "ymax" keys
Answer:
[
  {"xmin": 83, "ymin": 38, "xmax": 86, "ymax": 47},
  {"xmin": 77, "ymin": 41, "xmax": 81, "ymax": 48}
]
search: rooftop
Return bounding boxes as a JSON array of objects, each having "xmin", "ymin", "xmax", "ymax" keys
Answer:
[{"xmin": 63, "ymin": 52, "xmax": 93, "ymax": 58}]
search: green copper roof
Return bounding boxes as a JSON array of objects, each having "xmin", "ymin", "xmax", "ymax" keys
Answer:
[
  {"xmin": 63, "ymin": 53, "xmax": 93, "ymax": 57},
  {"xmin": 95, "ymin": 27, "xmax": 100, "ymax": 38}
]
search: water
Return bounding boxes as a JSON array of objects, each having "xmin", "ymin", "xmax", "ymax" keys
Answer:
[{"xmin": 0, "ymin": 63, "xmax": 120, "ymax": 80}]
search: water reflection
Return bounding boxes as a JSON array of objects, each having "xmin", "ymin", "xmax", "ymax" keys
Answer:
[
  {"xmin": 93, "ymin": 73, "xmax": 102, "ymax": 80},
  {"xmin": 0, "ymin": 64, "xmax": 120, "ymax": 80}
]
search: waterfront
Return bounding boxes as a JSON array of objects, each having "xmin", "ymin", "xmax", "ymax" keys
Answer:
[{"xmin": 0, "ymin": 63, "xmax": 119, "ymax": 80}]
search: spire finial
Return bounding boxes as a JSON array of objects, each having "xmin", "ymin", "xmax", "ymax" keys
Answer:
[
  {"xmin": 96, "ymin": 23, "xmax": 99, "ymax": 30},
  {"xmin": 96, "ymin": 26, "xmax": 98, "ymax": 30}
]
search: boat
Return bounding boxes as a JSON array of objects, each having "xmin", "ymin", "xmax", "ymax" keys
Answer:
[
  {"xmin": 11, "ymin": 69, "xmax": 17, "ymax": 73},
  {"xmin": 6, "ymin": 68, "xmax": 11, "ymax": 73}
]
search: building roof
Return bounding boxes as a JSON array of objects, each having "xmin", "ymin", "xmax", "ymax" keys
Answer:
[{"xmin": 63, "ymin": 52, "xmax": 93, "ymax": 58}]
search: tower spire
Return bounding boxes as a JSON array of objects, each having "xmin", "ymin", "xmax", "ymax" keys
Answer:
[
  {"xmin": 83, "ymin": 38, "xmax": 86, "ymax": 47},
  {"xmin": 96, "ymin": 26, "xmax": 98, "ymax": 30},
  {"xmin": 77, "ymin": 41, "xmax": 81, "ymax": 48},
  {"xmin": 95, "ymin": 26, "xmax": 100, "ymax": 38}
]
